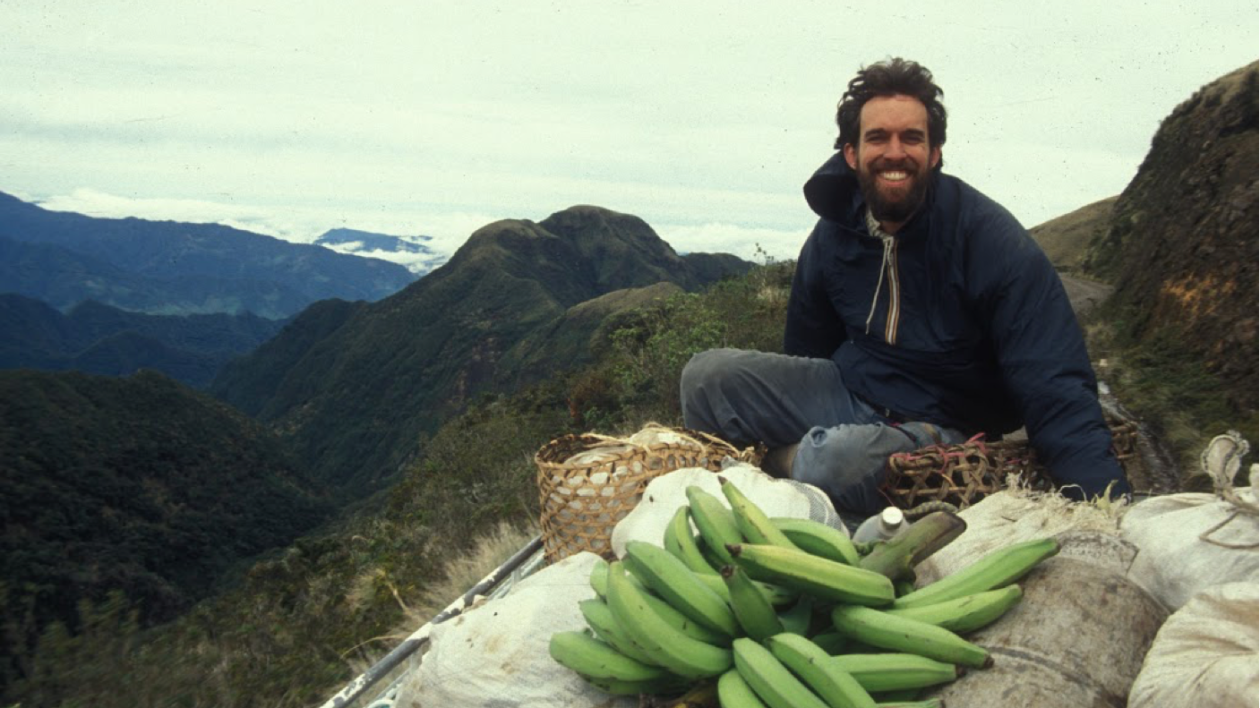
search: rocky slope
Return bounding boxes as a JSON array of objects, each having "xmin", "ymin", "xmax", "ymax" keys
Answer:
[{"xmin": 1083, "ymin": 62, "xmax": 1258, "ymax": 413}]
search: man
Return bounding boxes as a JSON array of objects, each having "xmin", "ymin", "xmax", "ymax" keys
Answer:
[{"xmin": 680, "ymin": 57, "xmax": 1130, "ymax": 514}]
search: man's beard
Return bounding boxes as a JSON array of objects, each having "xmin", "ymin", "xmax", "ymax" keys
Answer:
[{"xmin": 856, "ymin": 159, "xmax": 931, "ymax": 225}]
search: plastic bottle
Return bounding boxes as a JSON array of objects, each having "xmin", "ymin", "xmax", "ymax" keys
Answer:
[{"xmin": 852, "ymin": 506, "xmax": 910, "ymax": 543}]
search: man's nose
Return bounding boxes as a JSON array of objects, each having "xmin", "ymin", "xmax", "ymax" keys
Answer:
[{"xmin": 885, "ymin": 137, "xmax": 907, "ymax": 159}]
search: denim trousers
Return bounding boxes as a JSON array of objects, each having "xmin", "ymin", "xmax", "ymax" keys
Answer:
[{"xmin": 679, "ymin": 348, "xmax": 967, "ymax": 515}]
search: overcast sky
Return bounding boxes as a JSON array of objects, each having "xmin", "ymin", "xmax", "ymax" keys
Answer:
[{"xmin": 2, "ymin": 1, "xmax": 1256, "ymax": 267}]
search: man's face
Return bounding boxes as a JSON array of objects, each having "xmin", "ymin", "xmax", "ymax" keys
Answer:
[{"xmin": 843, "ymin": 94, "xmax": 941, "ymax": 228}]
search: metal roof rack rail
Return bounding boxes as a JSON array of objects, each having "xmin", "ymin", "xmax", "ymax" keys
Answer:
[{"xmin": 318, "ymin": 535, "xmax": 545, "ymax": 708}]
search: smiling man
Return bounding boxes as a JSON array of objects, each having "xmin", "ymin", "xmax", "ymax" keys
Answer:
[{"xmin": 680, "ymin": 57, "xmax": 1131, "ymax": 515}]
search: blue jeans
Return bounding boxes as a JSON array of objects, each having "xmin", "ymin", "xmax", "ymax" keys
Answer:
[{"xmin": 679, "ymin": 348, "xmax": 967, "ymax": 515}]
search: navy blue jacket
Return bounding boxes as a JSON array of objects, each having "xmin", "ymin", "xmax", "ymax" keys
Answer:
[{"xmin": 786, "ymin": 152, "xmax": 1129, "ymax": 499}]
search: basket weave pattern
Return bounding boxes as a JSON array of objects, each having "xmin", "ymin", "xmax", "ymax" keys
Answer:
[
  {"xmin": 881, "ymin": 419, "xmax": 1140, "ymax": 510},
  {"xmin": 535, "ymin": 427, "xmax": 756, "ymax": 563}
]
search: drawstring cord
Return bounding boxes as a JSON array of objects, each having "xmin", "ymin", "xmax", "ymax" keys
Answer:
[{"xmin": 863, "ymin": 209, "xmax": 895, "ymax": 336}]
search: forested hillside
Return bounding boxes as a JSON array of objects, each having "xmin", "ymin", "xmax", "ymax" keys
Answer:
[{"xmin": 0, "ymin": 369, "xmax": 330, "ymax": 696}]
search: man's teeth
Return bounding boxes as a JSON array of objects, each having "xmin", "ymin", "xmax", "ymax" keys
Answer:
[{"xmin": 880, "ymin": 171, "xmax": 909, "ymax": 181}]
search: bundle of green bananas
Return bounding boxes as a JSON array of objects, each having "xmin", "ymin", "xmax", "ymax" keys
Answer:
[{"xmin": 549, "ymin": 477, "xmax": 1060, "ymax": 707}]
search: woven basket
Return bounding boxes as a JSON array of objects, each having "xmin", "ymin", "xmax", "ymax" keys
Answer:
[
  {"xmin": 535, "ymin": 425, "xmax": 757, "ymax": 563},
  {"xmin": 881, "ymin": 418, "xmax": 1140, "ymax": 511}
]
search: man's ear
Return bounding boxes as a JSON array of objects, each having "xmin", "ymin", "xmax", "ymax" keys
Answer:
[
  {"xmin": 843, "ymin": 143, "xmax": 858, "ymax": 170},
  {"xmin": 930, "ymin": 146, "xmax": 941, "ymax": 170}
]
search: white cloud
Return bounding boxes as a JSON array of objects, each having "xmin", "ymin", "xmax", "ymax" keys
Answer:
[
  {"xmin": 1, "ymin": 0, "xmax": 1255, "ymax": 267},
  {"xmin": 657, "ymin": 223, "xmax": 810, "ymax": 263},
  {"xmin": 36, "ymin": 188, "xmax": 274, "ymax": 229},
  {"xmin": 319, "ymin": 244, "xmax": 445, "ymax": 275}
]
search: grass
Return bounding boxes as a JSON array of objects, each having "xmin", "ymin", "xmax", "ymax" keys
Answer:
[
  {"xmin": 410, "ymin": 521, "xmax": 541, "ymax": 624},
  {"xmin": 331, "ymin": 520, "xmax": 541, "ymax": 701},
  {"xmin": 1085, "ymin": 318, "xmax": 1259, "ymax": 490}
]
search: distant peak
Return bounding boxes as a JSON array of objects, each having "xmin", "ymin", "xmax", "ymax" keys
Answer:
[
  {"xmin": 550, "ymin": 204, "xmax": 630, "ymax": 219},
  {"xmin": 541, "ymin": 204, "xmax": 647, "ymax": 231}
]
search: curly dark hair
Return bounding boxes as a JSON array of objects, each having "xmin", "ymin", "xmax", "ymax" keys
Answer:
[{"xmin": 834, "ymin": 57, "xmax": 947, "ymax": 155}]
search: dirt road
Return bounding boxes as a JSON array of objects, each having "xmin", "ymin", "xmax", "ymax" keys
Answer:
[{"xmin": 1059, "ymin": 273, "xmax": 1114, "ymax": 316}]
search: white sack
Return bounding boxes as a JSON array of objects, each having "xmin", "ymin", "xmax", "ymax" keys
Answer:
[
  {"xmin": 1128, "ymin": 581, "xmax": 1260, "ymax": 708},
  {"xmin": 609, "ymin": 463, "xmax": 844, "ymax": 558},
  {"xmin": 1120, "ymin": 488, "xmax": 1258, "ymax": 611},
  {"xmin": 396, "ymin": 551, "xmax": 635, "ymax": 708},
  {"xmin": 914, "ymin": 489, "xmax": 1127, "ymax": 584}
]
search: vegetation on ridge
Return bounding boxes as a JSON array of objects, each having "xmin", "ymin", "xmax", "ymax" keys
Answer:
[
  {"xmin": 208, "ymin": 205, "xmax": 752, "ymax": 498},
  {"xmin": 1, "ymin": 259, "xmax": 790, "ymax": 708}
]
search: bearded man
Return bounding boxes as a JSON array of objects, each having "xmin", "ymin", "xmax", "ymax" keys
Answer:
[{"xmin": 680, "ymin": 57, "xmax": 1131, "ymax": 514}]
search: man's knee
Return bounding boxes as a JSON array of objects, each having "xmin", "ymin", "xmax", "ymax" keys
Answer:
[
  {"xmin": 681, "ymin": 349, "xmax": 725, "ymax": 428},
  {"xmin": 680, "ymin": 348, "xmax": 742, "ymax": 411},
  {"xmin": 791, "ymin": 424, "xmax": 914, "ymax": 514},
  {"xmin": 681, "ymin": 348, "xmax": 737, "ymax": 389}
]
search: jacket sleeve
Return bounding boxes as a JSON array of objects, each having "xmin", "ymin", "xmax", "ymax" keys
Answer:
[
  {"xmin": 972, "ymin": 213, "xmax": 1131, "ymax": 500},
  {"xmin": 784, "ymin": 223, "xmax": 846, "ymax": 358}
]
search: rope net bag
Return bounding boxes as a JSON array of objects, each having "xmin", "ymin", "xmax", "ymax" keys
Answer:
[
  {"xmin": 534, "ymin": 424, "xmax": 760, "ymax": 563},
  {"xmin": 881, "ymin": 418, "xmax": 1141, "ymax": 510}
]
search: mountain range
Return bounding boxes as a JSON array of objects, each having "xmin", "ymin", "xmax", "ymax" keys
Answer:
[
  {"xmin": 0, "ymin": 192, "xmax": 417, "ymax": 319},
  {"xmin": 210, "ymin": 204, "xmax": 752, "ymax": 494},
  {"xmin": 0, "ymin": 200, "xmax": 753, "ymax": 698}
]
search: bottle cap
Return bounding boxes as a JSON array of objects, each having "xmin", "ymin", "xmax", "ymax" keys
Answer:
[{"xmin": 879, "ymin": 507, "xmax": 905, "ymax": 527}]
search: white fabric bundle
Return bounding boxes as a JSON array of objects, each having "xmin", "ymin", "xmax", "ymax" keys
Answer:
[
  {"xmin": 1120, "ymin": 432, "xmax": 1258, "ymax": 611},
  {"xmin": 609, "ymin": 463, "xmax": 845, "ymax": 558},
  {"xmin": 395, "ymin": 552, "xmax": 635, "ymax": 708},
  {"xmin": 1128, "ymin": 581, "xmax": 1259, "ymax": 708}
]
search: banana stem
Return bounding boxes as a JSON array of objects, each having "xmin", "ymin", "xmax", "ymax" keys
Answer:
[{"xmin": 857, "ymin": 511, "xmax": 967, "ymax": 580}]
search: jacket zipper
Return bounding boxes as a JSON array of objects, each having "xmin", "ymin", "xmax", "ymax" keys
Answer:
[{"xmin": 885, "ymin": 239, "xmax": 900, "ymax": 345}]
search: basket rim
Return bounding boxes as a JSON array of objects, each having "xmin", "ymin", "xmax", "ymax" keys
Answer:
[{"xmin": 533, "ymin": 426, "xmax": 743, "ymax": 467}]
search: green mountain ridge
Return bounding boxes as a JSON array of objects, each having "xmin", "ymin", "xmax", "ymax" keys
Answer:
[
  {"xmin": 0, "ymin": 294, "xmax": 286, "ymax": 387},
  {"xmin": 497, "ymin": 281, "xmax": 686, "ymax": 388},
  {"xmin": 209, "ymin": 204, "xmax": 752, "ymax": 495}
]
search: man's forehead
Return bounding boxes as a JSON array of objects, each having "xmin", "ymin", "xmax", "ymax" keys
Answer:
[{"xmin": 859, "ymin": 94, "xmax": 930, "ymax": 133}]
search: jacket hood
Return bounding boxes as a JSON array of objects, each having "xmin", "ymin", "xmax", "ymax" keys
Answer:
[{"xmin": 803, "ymin": 152, "xmax": 861, "ymax": 223}]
